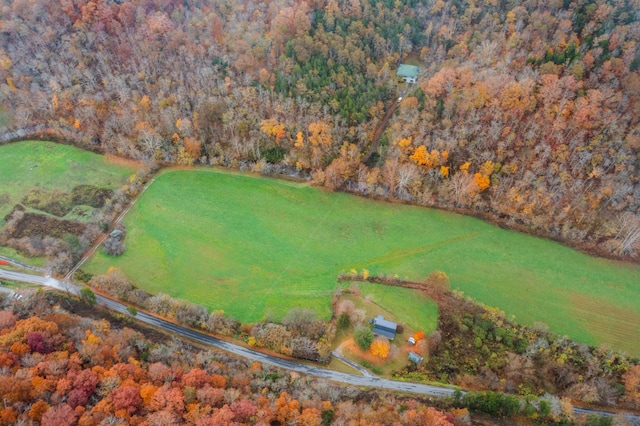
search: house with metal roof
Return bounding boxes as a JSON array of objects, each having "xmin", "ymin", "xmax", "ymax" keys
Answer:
[
  {"xmin": 397, "ymin": 64, "xmax": 419, "ymax": 84},
  {"xmin": 371, "ymin": 315, "xmax": 397, "ymax": 340}
]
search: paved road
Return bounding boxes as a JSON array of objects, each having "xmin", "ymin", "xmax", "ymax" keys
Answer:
[
  {"xmin": 97, "ymin": 293, "xmax": 456, "ymax": 397},
  {"xmin": 0, "ymin": 255, "xmax": 45, "ymax": 272},
  {"xmin": 331, "ymin": 351, "xmax": 376, "ymax": 377},
  {"xmin": 0, "ymin": 269, "xmax": 75, "ymax": 293},
  {"xmin": 0, "ymin": 125, "xmax": 45, "ymax": 143},
  {"xmin": 0, "ymin": 268, "xmax": 456, "ymax": 397},
  {"xmin": 2, "ymin": 268, "xmax": 640, "ymax": 423}
]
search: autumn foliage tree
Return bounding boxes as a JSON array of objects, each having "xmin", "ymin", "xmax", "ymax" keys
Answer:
[{"xmin": 370, "ymin": 339, "xmax": 390, "ymax": 359}]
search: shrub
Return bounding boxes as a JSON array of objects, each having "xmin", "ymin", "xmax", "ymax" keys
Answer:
[
  {"xmin": 354, "ymin": 326, "xmax": 374, "ymax": 351},
  {"xmin": 338, "ymin": 313, "xmax": 350, "ymax": 329},
  {"xmin": 462, "ymin": 391, "xmax": 520, "ymax": 417},
  {"xmin": 80, "ymin": 288, "xmax": 96, "ymax": 305},
  {"xmin": 103, "ymin": 226, "xmax": 126, "ymax": 256},
  {"xmin": 74, "ymin": 269, "xmax": 93, "ymax": 283}
]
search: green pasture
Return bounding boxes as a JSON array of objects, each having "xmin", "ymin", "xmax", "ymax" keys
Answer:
[
  {"xmin": 0, "ymin": 141, "xmax": 136, "ymax": 221},
  {"xmin": 85, "ymin": 169, "xmax": 640, "ymax": 355},
  {"xmin": 339, "ymin": 282, "xmax": 439, "ymax": 334},
  {"xmin": 0, "ymin": 247, "xmax": 47, "ymax": 267}
]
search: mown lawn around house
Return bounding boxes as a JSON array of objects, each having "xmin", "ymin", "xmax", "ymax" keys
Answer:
[
  {"xmin": 337, "ymin": 282, "xmax": 439, "ymax": 335},
  {"xmin": 0, "ymin": 141, "xmax": 136, "ymax": 222},
  {"xmin": 332, "ymin": 283, "xmax": 438, "ymax": 377},
  {"xmin": 84, "ymin": 168, "xmax": 640, "ymax": 355}
]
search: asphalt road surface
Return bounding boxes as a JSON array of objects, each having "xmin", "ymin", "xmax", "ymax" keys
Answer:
[
  {"xmin": 97, "ymin": 293, "xmax": 457, "ymax": 397},
  {"xmin": 2, "ymin": 268, "xmax": 639, "ymax": 423}
]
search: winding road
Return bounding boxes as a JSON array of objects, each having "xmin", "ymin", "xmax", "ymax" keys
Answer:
[
  {"xmin": 1, "ymin": 268, "xmax": 639, "ymax": 424},
  {"xmin": 0, "ymin": 268, "xmax": 456, "ymax": 398}
]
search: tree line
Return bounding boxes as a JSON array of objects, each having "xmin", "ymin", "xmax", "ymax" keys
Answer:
[{"xmin": 0, "ymin": 0, "xmax": 638, "ymax": 258}]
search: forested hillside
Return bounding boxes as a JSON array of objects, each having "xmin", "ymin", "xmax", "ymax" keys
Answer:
[{"xmin": 0, "ymin": 0, "xmax": 639, "ymax": 257}]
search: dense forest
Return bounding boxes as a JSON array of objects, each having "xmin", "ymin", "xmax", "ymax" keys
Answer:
[{"xmin": 0, "ymin": 0, "xmax": 639, "ymax": 257}]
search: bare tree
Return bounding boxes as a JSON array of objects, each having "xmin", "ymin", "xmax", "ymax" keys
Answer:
[{"xmin": 614, "ymin": 212, "xmax": 640, "ymax": 255}]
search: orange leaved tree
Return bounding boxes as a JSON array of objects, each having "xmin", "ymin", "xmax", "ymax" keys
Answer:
[{"xmin": 370, "ymin": 339, "xmax": 390, "ymax": 359}]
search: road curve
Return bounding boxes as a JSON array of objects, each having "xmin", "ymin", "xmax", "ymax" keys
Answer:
[
  {"xmin": 0, "ymin": 268, "xmax": 455, "ymax": 397},
  {"xmin": 98, "ymin": 294, "xmax": 457, "ymax": 397},
  {"xmin": 0, "ymin": 255, "xmax": 44, "ymax": 272},
  {"xmin": 2, "ymin": 268, "xmax": 640, "ymax": 423}
]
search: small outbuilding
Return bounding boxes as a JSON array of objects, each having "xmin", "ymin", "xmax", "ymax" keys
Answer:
[
  {"xmin": 371, "ymin": 315, "xmax": 398, "ymax": 340},
  {"xmin": 408, "ymin": 351, "xmax": 424, "ymax": 364},
  {"xmin": 109, "ymin": 229, "xmax": 123, "ymax": 239},
  {"xmin": 397, "ymin": 64, "xmax": 419, "ymax": 84}
]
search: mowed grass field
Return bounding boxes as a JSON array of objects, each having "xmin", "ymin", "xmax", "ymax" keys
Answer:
[
  {"xmin": 338, "ymin": 282, "xmax": 439, "ymax": 334},
  {"xmin": 0, "ymin": 141, "xmax": 136, "ymax": 220},
  {"xmin": 85, "ymin": 169, "xmax": 640, "ymax": 355}
]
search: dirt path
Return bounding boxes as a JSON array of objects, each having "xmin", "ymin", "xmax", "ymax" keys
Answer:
[
  {"xmin": 361, "ymin": 98, "xmax": 400, "ymax": 164},
  {"xmin": 331, "ymin": 340, "xmax": 376, "ymax": 377}
]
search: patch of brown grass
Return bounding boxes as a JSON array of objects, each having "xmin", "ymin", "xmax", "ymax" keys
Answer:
[
  {"xmin": 569, "ymin": 292, "xmax": 640, "ymax": 352},
  {"xmin": 104, "ymin": 153, "xmax": 144, "ymax": 169}
]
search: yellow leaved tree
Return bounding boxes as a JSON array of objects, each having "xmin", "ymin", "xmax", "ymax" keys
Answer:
[
  {"xmin": 410, "ymin": 145, "xmax": 448, "ymax": 171},
  {"xmin": 370, "ymin": 339, "xmax": 390, "ymax": 359},
  {"xmin": 260, "ymin": 118, "xmax": 287, "ymax": 144},
  {"xmin": 308, "ymin": 120, "xmax": 332, "ymax": 147}
]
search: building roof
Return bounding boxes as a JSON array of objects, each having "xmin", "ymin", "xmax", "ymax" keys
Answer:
[
  {"xmin": 373, "ymin": 315, "xmax": 397, "ymax": 330},
  {"xmin": 408, "ymin": 351, "xmax": 424, "ymax": 364},
  {"xmin": 373, "ymin": 326, "xmax": 396, "ymax": 339},
  {"xmin": 397, "ymin": 64, "xmax": 419, "ymax": 79},
  {"xmin": 372, "ymin": 315, "xmax": 397, "ymax": 339}
]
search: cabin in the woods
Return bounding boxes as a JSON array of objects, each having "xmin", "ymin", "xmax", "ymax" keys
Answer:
[
  {"xmin": 397, "ymin": 64, "xmax": 419, "ymax": 84},
  {"xmin": 370, "ymin": 315, "xmax": 398, "ymax": 340}
]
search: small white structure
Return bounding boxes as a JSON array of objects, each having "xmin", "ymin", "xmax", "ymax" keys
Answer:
[{"xmin": 407, "ymin": 336, "xmax": 416, "ymax": 345}]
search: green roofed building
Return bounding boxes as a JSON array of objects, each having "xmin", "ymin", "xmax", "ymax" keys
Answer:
[
  {"xmin": 408, "ymin": 351, "xmax": 424, "ymax": 364},
  {"xmin": 397, "ymin": 64, "xmax": 419, "ymax": 84}
]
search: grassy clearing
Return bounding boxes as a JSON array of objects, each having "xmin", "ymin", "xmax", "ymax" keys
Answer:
[
  {"xmin": 0, "ymin": 141, "xmax": 135, "ymax": 222},
  {"xmin": 85, "ymin": 169, "xmax": 640, "ymax": 355},
  {"xmin": 333, "ymin": 285, "xmax": 437, "ymax": 377},
  {"xmin": 0, "ymin": 247, "xmax": 47, "ymax": 267},
  {"xmin": 338, "ymin": 282, "xmax": 438, "ymax": 335}
]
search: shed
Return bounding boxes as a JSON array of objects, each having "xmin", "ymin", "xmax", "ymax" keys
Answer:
[
  {"xmin": 371, "ymin": 315, "xmax": 397, "ymax": 340},
  {"xmin": 408, "ymin": 351, "xmax": 424, "ymax": 364},
  {"xmin": 109, "ymin": 229, "xmax": 123, "ymax": 239},
  {"xmin": 397, "ymin": 64, "xmax": 419, "ymax": 84}
]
